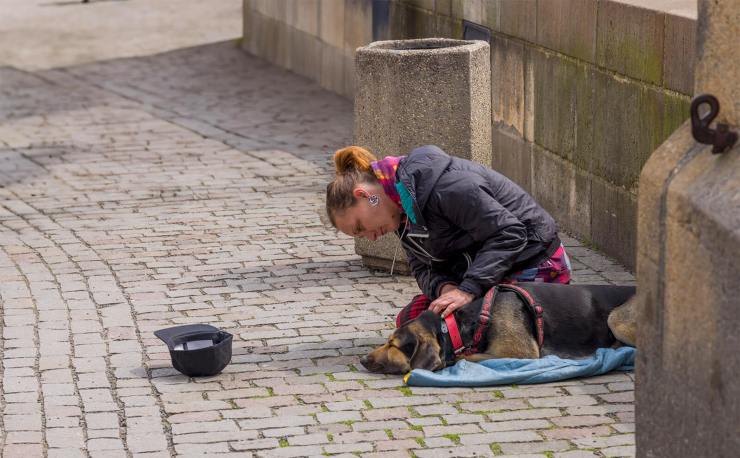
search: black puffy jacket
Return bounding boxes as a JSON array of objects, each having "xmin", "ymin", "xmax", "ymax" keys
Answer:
[{"xmin": 395, "ymin": 145, "xmax": 560, "ymax": 300}]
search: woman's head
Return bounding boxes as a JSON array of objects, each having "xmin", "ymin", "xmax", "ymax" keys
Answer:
[{"xmin": 326, "ymin": 146, "xmax": 402, "ymax": 241}]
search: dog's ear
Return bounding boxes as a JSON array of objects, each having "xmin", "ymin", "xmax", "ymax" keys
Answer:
[
  {"xmin": 404, "ymin": 322, "xmax": 442, "ymax": 371},
  {"xmin": 395, "ymin": 326, "xmax": 418, "ymax": 359}
]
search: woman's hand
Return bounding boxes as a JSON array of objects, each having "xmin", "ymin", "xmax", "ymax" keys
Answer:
[{"xmin": 429, "ymin": 287, "xmax": 474, "ymax": 318}]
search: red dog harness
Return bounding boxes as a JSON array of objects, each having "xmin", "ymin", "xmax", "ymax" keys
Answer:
[{"xmin": 443, "ymin": 284, "xmax": 545, "ymax": 357}]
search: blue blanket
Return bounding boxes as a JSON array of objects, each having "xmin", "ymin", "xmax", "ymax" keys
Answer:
[{"xmin": 404, "ymin": 347, "xmax": 635, "ymax": 387}]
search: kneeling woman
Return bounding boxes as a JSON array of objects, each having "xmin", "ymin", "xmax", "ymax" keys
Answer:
[{"xmin": 325, "ymin": 145, "xmax": 571, "ymax": 326}]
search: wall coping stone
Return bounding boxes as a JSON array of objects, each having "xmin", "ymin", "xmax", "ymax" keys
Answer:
[{"xmin": 610, "ymin": 0, "xmax": 697, "ymax": 19}]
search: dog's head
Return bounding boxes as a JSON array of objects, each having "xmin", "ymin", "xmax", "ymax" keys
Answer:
[{"xmin": 360, "ymin": 311, "xmax": 444, "ymax": 374}]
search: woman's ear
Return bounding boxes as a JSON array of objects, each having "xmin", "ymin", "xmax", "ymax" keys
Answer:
[{"xmin": 352, "ymin": 186, "xmax": 369, "ymax": 199}]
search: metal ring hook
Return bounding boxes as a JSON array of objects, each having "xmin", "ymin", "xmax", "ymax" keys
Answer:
[{"xmin": 690, "ymin": 94, "xmax": 738, "ymax": 154}]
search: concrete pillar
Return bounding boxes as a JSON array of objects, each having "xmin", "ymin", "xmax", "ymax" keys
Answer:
[
  {"xmin": 635, "ymin": 1, "xmax": 739, "ymax": 456},
  {"xmin": 353, "ymin": 38, "xmax": 491, "ymax": 272}
]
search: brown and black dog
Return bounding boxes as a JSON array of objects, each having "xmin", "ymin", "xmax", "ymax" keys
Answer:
[{"xmin": 360, "ymin": 282, "xmax": 638, "ymax": 374}]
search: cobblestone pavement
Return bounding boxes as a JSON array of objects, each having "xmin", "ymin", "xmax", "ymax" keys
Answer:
[{"xmin": 0, "ymin": 41, "xmax": 635, "ymax": 458}]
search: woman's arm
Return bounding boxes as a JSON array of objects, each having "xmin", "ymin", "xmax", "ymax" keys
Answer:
[
  {"xmin": 433, "ymin": 173, "xmax": 528, "ymax": 298},
  {"xmin": 404, "ymin": 247, "xmax": 459, "ymax": 300}
]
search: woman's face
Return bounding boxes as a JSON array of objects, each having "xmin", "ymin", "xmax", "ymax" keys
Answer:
[{"xmin": 333, "ymin": 185, "xmax": 402, "ymax": 241}]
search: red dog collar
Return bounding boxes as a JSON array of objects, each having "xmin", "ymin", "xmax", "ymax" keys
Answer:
[{"xmin": 443, "ymin": 314, "xmax": 465, "ymax": 354}]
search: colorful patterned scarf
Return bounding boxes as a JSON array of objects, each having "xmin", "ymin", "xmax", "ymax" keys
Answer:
[
  {"xmin": 371, "ymin": 156, "xmax": 404, "ymax": 210},
  {"xmin": 371, "ymin": 155, "xmax": 418, "ymax": 224}
]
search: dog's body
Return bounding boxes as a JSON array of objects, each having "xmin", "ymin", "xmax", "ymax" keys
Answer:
[{"xmin": 360, "ymin": 283, "xmax": 638, "ymax": 374}]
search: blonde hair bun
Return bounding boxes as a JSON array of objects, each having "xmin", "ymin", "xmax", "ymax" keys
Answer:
[{"xmin": 333, "ymin": 146, "xmax": 377, "ymax": 175}]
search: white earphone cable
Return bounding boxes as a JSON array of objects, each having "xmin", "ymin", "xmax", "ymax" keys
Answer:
[{"xmin": 390, "ymin": 216, "xmax": 409, "ymax": 276}]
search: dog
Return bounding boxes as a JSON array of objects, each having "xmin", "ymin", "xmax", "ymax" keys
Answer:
[{"xmin": 360, "ymin": 282, "xmax": 638, "ymax": 374}]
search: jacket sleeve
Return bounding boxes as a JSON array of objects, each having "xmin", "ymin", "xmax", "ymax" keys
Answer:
[
  {"xmin": 403, "ymin": 244, "xmax": 459, "ymax": 300},
  {"xmin": 432, "ymin": 174, "xmax": 528, "ymax": 298}
]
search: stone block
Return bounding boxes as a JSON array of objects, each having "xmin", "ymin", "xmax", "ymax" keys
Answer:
[
  {"xmin": 319, "ymin": 0, "xmax": 345, "ymax": 48},
  {"xmin": 287, "ymin": 0, "xmax": 319, "ymax": 35},
  {"xmin": 491, "ymin": 34, "xmax": 525, "ymax": 135},
  {"xmin": 246, "ymin": 12, "xmax": 279, "ymax": 63},
  {"xmin": 499, "ymin": 0, "xmax": 537, "ymax": 43},
  {"xmin": 637, "ymin": 123, "xmax": 740, "ymax": 457},
  {"xmin": 407, "ymin": 0, "xmax": 435, "ymax": 12},
  {"xmin": 344, "ymin": 0, "xmax": 373, "ymax": 54},
  {"xmin": 342, "ymin": 51, "xmax": 355, "ymax": 98},
  {"xmin": 406, "ymin": 6, "xmax": 437, "ymax": 39},
  {"xmin": 523, "ymin": 47, "xmax": 535, "ymax": 142},
  {"xmin": 451, "ymin": 0, "xmax": 483, "ymax": 23},
  {"xmin": 663, "ymin": 13, "xmax": 695, "ymax": 95},
  {"xmin": 435, "ymin": 13, "xmax": 463, "ymax": 38},
  {"xmin": 354, "ymin": 38, "xmax": 491, "ymax": 270},
  {"xmin": 242, "ymin": 1, "xmax": 255, "ymax": 53},
  {"xmin": 320, "ymin": 44, "xmax": 346, "ymax": 96},
  {"xmin": 636, "ymin": 120, "xmax": 693, "ymax": 268},
  {"xmin": 531, "ymin": 146, "xmax": 592, "ymax": 244},
  {"xmin": 596, "ymin": 1, "xmax": 664, "ymax": 84},
  {"xmin": 289, "ymin": 28, "xmax": 322, "ymax": 81},
  {"xmin": 480, "ymin": 0, "xmax": 500, "ymax": 32},
  {"xmin": 591, "ymin": 69, "xmax": 690, "ymax": 189},
  {"xmin": 274, "ymin": 20, "xmax": 292, "ymax": 70},
  {"xmin": 531, "ymin": 48, "xmax": 594, "ymax": 167},
  {"xmin": 536, "ymin": 0, "xmax": 597, "ymax": 62},
  {"xmin": 255, "ymin": 0, "xmax": 287, "ymax": 21},
  {"xmin": 389, "ymin": 2, "xmax": 412, "ymax": 40},
  {"xmin": 435, "ymin": 0, "xmax": 452, "ymax": 17},
  {"xmin": 491, "ymin": 125, "xmax": 531, "ymax": 194},
  {"xmin": 635, "ymin": 122, "xmax": 693, "ymax": 458},
  {"xmin": 694, "ymin": 0, "xmax": 739, "ymax": 124},
  {"xmin": 590, "ymin": 178, "xmax": 636, "ymax": 271}
]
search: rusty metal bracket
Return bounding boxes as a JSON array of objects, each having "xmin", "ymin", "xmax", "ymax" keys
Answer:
[{"xmin": 690, "ymin": 94, "xmax": 738, "ymax": 154}]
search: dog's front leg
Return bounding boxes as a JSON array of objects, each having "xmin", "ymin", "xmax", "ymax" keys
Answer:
[{"xmin": 458, "ymin": 353, "xmax": 498, "ymax": 363}]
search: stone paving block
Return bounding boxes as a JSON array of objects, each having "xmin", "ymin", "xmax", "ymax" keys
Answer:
[
  {"xmin": 45, "ymin": 427, "xmax": 86, "ymax": 448},
  {"xmin": 2, "ymin": 444, "xmax": 44, "ymax": 457},
  {"xmin": 542, "ymin": 425, "xmax": 613, "ymax": 440},
  {"xmin": 460, "ymin": 429, "xmax": 543, "ymax": 444},
  {"xmin": 480, "ymin": 419, "xmax": 552, "ymax": 432},
  {"xmin": 600, "ymin": 444, "xmax": 635, "ymax": 456},
  {"xmin": 414, "ymin": 445, "xmax": 495, "ymax": 458},
  {"xmin": 47, "ymin": 449, "xmax": 87, "ymax": 458},
  {"xmin": 423, "ymin": 423, "xmax": 484, "ymax": 437},
  {"xmin": 555, "ymin": 451, "xmax": 600, "ymax": 458},
  {"xmin": 500, "ymin": 440, "xmax": 571, "ymax": 454},
  {"xmin": 6, "ymin": 431, "xmax": 43, "ymax": 444}
]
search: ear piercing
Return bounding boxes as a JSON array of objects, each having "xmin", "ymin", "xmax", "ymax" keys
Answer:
[{"xmin": 368, "ymin": 195, "xmax": 380, "ymax": 207}]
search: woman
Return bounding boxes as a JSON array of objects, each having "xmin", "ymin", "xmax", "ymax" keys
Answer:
[{"xmin": 326, "ymin": 144, "xmax": 571, "ymax": 327}]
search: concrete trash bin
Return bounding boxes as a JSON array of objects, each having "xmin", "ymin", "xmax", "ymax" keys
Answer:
[{"xmin": 353, "ymin": 38, "xmax": 491, "ymax": 273}]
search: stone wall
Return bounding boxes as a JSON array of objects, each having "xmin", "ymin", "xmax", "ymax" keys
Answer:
[{"xmin": 242, "ymin": 0, "xmax": 697, "ymax": 270}]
